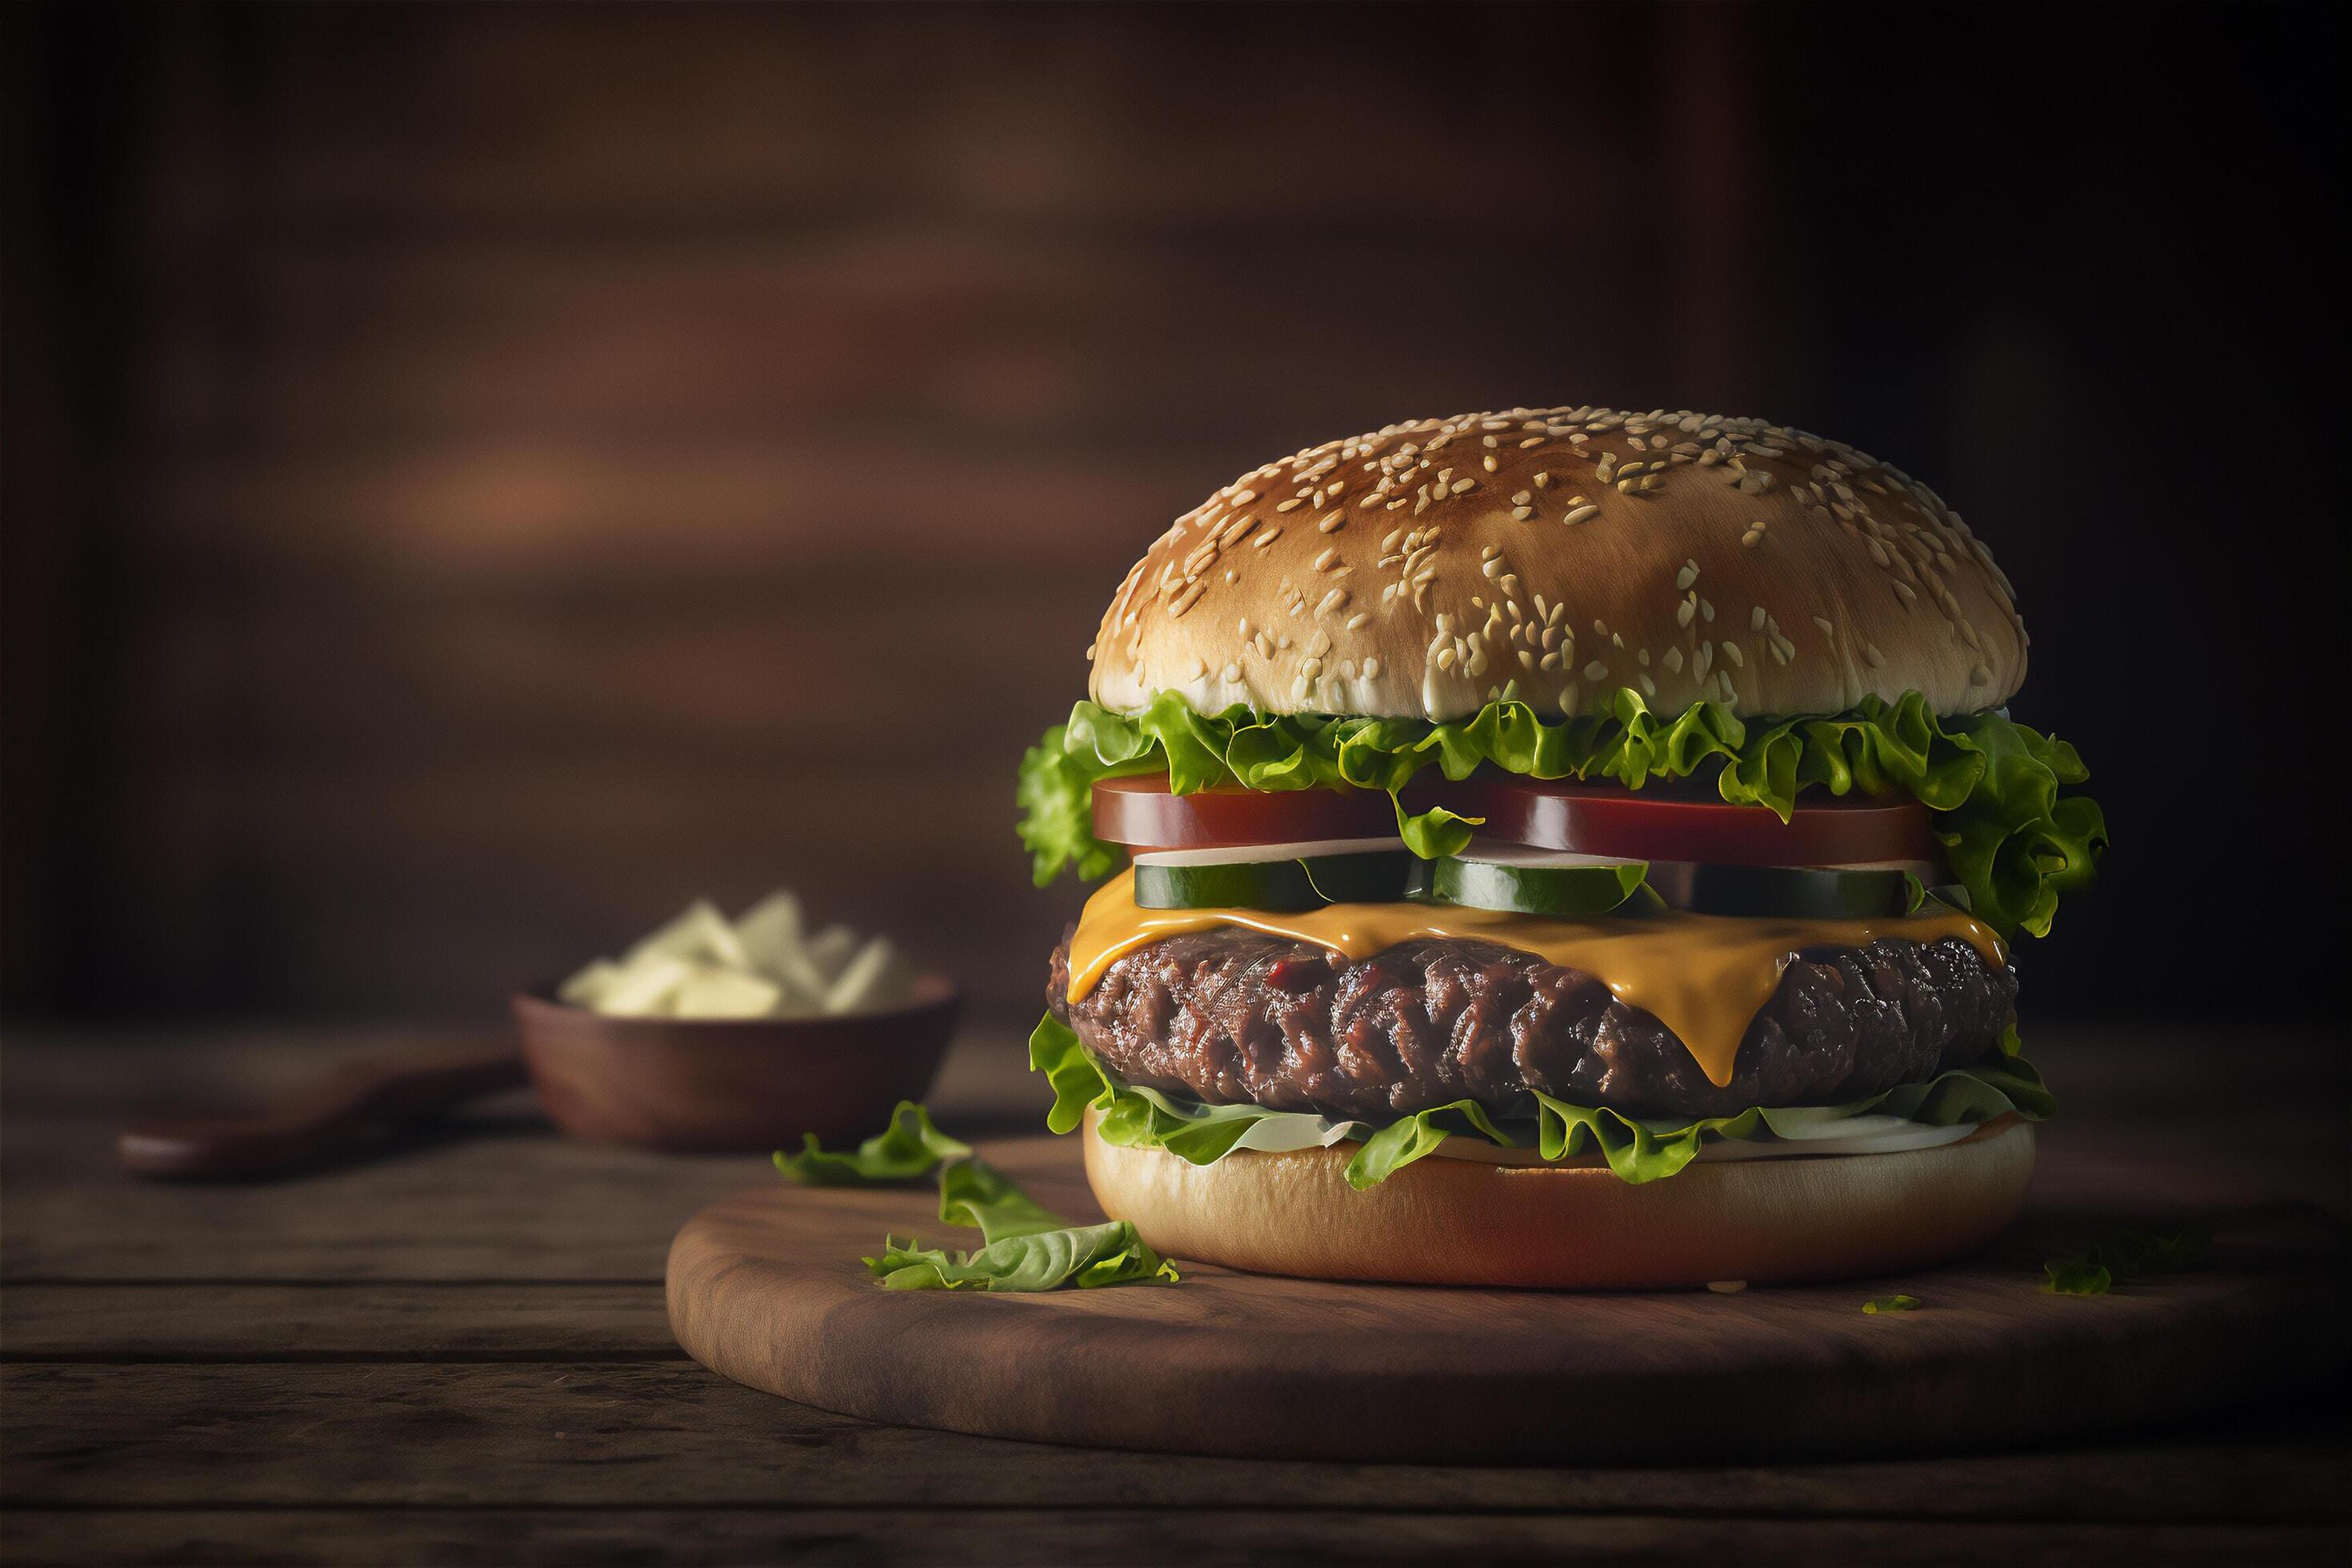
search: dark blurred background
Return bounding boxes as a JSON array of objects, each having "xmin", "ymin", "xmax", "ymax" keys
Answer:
[{"xmin": 3, "ymin": 1, "xmax": 2342, "ymax": 1034}]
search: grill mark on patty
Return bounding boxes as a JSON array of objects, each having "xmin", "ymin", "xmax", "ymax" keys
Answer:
[{"xmin": 1049, "ymin": 926, "xmax": 2018, "ymax": 1122}]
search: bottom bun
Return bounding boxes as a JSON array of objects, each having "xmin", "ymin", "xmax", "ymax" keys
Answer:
[{"xmin": 1083, "ymin": 1110, "xmax": 2034, "ymax": 1290}]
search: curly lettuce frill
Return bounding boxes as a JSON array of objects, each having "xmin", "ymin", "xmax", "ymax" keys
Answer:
[
  {"xmin": 1031, "ymin": 1012, "xmax": 2053, "ymax": 1189},
  {"xmin": 1016, "ymin": 688, "xmax": 2104, "ymax": 938}
]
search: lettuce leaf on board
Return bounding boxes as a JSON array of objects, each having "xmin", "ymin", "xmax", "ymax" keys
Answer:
[
  {"xmin": 770, "ymin": 1105, "xmax": 1179, "ymax": 1290},
  {"xmin": 866, "ymin": 1221, "xmax": 1178, "ymax": 1292},
  {"xmin": 1015, "ymin": 688, "xmax": 2104, "ymax": 938},
  {"xmin": 1030, "ymin": 1011, "xmax": 2050, "ymax": 1189},
  {"xmin": 865, "ymin": 1154, "xmax": 1180, "ymax": 1292},
  {"xmin": 934, "ymin": 1156, "xmax": 1063, "ymax": 1243},
  {"xmin": 770, "ymin": 1101, "xmax": 970, "ymax": 1186}
]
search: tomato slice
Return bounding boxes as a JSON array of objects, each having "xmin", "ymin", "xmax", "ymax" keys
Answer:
[
  {"xmin": 1092, "ymin": 775, "xmax": 1397, "ymax": 849},
  {"xmin": 1095, "ymin": 773, "xmax": 1942, "ymax": 868},
  {"xmin": 1448, "ymin": 778, "xmax": 1941, "ymax": 868}
]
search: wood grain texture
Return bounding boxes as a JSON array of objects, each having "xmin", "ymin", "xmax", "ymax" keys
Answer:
[
  {"xmin": 7, "ymin": 1362, "xmax": 2347, "ymax": 1518},
  {"xmin": 0, "ymin": 1284, "xmax": 680, "ymax": 1362},
  {"xmin": 667, "ymin": 1135, "xmax": 2351, "ymax": 1465},
  {"xmin": 2, "ymin": 1027, "xmax": 2349, "ymax": 1566},
  {"xmin": 4, "ymin": 1510, "xmax": 2344, "ymax": 1568}
]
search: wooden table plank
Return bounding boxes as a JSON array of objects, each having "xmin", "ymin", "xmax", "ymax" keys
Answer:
[
  {"xmin": 4, "ymin": 1509, "xmax": 2344, "ymax": 1568},
  {"xmin": 1, "ymin": 1285, "xmax": 680, "ymax": 1361},
  {"xmin": 2, "ymin": 1122, "xmax": 745, "ymax": 1282},
  {"xmin": 5, "ymin": 1362, "xmax": 2346, "ymax": 1519}
]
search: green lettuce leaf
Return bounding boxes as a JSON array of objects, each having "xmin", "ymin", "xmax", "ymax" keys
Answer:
[
  {"xmin": 1345, "ymin": 1099, "xmax": 1512, "ymax": 1190},
  {"xmin": 866, "ymin": 1221, "xmax": 1178, "ymax": 1292},
  {"xmin": 1016, "ymin": 688, "xmax": 2105, "ymax": 938},
  {"xmin": 873, "ymin": 1160, "xmax": 1180, "ymax": 1289},
  {"xmin": 771, "ymin": 1101, "xmax": 970, "ymax": 1186},
  {"xmin": 1528, "ymin": 1053, "xmax": 2051, "ymax": 1183},
  {"xmin": 1032, "ymin": 1010, "xmax": 2050, "ymax": 1187},
  {"xmin": 1016, "ymin": 726, "xmax": 1124, "ymax": 886},
  {"xmin": 934, "ymin": 1156, "xmax": 1063, "ymax": 1243},
  {"xmin": 2042, "ymin": 1260, "xmax": 2114, "ymax": 1296},
  {"xmin": 774, "ymin": 1104, "xmax": 1179, "ymax": 1290},
  {"xmin": 2040, "ymin": 1226, "xmax": 2203, "ymax": 1296}
]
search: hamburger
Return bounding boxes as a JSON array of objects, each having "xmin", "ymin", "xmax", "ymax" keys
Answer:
[{"xmin": 1019, "ymin": 406, "xmax": 2105, "ymax": 1289}]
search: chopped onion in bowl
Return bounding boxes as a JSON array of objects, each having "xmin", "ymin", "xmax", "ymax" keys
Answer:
[{"xmin": 558, "ymin": 890, "xmax": 914, "ymax": 1019}]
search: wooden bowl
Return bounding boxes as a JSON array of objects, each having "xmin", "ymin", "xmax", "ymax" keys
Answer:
[{"xmin": 510, "ymin": 975, "xmax": 961, "ymax": 1152}]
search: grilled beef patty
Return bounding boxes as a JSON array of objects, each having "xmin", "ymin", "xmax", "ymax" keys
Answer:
[{"xmin": 1048, "ymin": 926, "xmax": 2016, "ymax": 1121}]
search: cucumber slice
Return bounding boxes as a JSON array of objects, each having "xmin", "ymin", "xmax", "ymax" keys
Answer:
[
  {"xmin": 1647, "ymin": 862, "xmax": 1910, "ymax": 919},
  {"xmin": 1132, "ymin": 850, "xmax": 1413, "ymax": 912},
  {"xmin": 1131, "ymin": 837, "xmax": 1406, "ymax": 866},
  {"xmin": 1408, "ymin": 854, "xmax": 1652, "ymax": 917},
  {"xmin": 1406, "ymin": 841, "xmax": 1930, "ymax": 921}
]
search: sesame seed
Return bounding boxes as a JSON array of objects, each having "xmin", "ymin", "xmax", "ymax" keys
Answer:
[
  {"xmin": 1562, "ymin": 504, "xmax": 1600, "ymax": 526},
  {"xmin": 1318, "ymin": 511, "xmax": 1346, "ymax": 534}
]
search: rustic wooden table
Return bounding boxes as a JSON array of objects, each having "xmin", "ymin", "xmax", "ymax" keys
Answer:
[{"xmin": 4, "ymin": 1024, "xmax": 2346, "ymax": 1565}]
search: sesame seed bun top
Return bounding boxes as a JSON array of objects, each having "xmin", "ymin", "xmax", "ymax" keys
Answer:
[{"xmin": 1088, "ymin": 406, "xmax": 2026, "ymax": 722}]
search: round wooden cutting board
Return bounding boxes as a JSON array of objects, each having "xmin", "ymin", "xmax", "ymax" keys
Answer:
[{"xmin": 666, "ymin": 1134, "xmax": 2349, "ymax": 1463}]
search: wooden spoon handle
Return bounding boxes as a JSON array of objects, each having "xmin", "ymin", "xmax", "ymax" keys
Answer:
[{"xmin": 118, "ymin": 1046, "xmax": 529, "ymax": 1179}]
